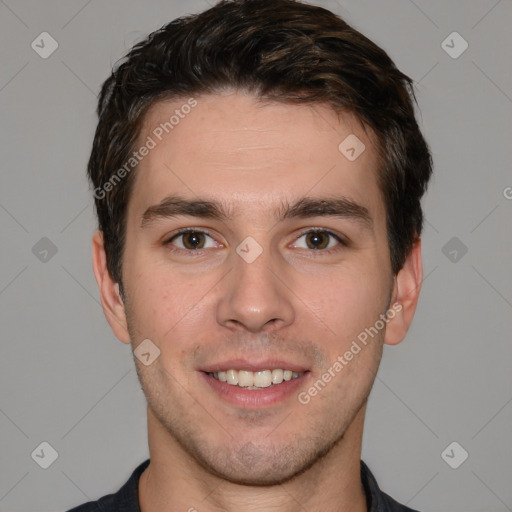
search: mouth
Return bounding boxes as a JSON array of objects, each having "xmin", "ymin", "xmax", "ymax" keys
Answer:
[
  {"xmin": 199, "ymin": 362, "xmax": 311, "ymax": 408},
  {"xmin": 206, "ymin": 369, "xmax": 304, "ymax": 389}
]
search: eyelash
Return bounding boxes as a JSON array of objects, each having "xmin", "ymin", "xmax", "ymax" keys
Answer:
[{"xmin": 163, "ymin": 227, "xmax": 347, "ymax": 256}]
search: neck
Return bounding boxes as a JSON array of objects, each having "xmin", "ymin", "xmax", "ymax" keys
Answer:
[{"xmin": 139, "ymin": 405, "xmax": 368, "ymax": 512}]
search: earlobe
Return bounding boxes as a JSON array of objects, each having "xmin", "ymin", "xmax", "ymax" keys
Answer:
[
  {"xmin": 92, "ymin": 230, "xmax": 131, "ymax": 344},
  {"xmin": 384, "ymin": 238, "xmax": 423, "ymax": 346}
]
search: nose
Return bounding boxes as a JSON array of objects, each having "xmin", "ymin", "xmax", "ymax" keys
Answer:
[{"xmin": 215, "ymin": 245, "xmax": 295, "ymax": 333}]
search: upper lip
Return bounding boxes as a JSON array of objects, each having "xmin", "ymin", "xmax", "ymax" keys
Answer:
[{"xmin": 200, "ymin": 359, "xmax": 310, "ymax": 373}]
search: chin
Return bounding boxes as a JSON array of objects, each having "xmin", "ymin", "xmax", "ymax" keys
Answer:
[
  {"xmin": 206, "ymin": 461, "xmax": 302, "ymax": 487},
  {"xmin": 194, "ymin": 436, "xmax": 336, "ymax": 487}
]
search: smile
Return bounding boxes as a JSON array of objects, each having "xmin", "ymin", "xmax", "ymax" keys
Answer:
[{"xmin": 207, "ymin": 369, "xmax": 304, "ymax": 389}]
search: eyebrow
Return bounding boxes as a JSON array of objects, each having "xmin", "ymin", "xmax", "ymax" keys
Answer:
[{"xmin": 140, "ymin": 194, "xmax": 373, "ymax": 230}]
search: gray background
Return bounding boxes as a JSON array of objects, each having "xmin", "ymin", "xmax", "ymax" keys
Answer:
[{"xmin": 1, "ymin": 0, "xmax": 511, "ymax": 510}]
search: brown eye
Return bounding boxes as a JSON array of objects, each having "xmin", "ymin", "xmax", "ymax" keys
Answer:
[
  {"xmin": 292, "ymin": 229, "xmax": 345, "ymax": 252},
  {"xmin": 181, "ymin": 231, "xmax": 206, "ymax": 249},
  {"xmin": 167, "ymin": 230, "xmax": 219, "ymax": 251},
  {"xmin": 305, "ymin": 231, "xmax": 330, "ymax": 249}
]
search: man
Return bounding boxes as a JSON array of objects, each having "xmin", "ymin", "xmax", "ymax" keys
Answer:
[{"xmin": 69, "ymin": 0, "xmax": 432, "ymax": 510}]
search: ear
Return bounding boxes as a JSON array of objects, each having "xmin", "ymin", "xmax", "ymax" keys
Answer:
[
  {"xmin": 384, "ymin": 238, "xmax": 423, "ymax": 346},
  {"xmin": 92, "ymin": 230, "xmax": 131, "ymax": 344}
]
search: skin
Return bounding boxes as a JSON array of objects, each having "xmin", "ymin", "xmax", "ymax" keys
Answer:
[{"xmin": 92, "ymin": 90, "xmax": 422, "ymax": 512}]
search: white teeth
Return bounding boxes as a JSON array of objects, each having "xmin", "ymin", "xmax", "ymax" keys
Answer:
[
  {"xmin": 209, "ymin": 368, "xmax": 304, "ymax": 388},
  {"xmin": 253, "ymin": 370, "xmax": 272, "ymax": 388},
  {"xmin": 226, "ymin": 369, "xmax": 238, "ymax": 385},
  {"xmin": 272, "ymin": 369, "xmax": 284, "ymax": 384},
  {"xmin": 238, "ymin": 370, "xmax": 254, "ymax": 387}
]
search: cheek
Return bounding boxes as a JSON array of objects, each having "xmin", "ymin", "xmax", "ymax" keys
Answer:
[
  {"xmin": 125, "ymin": 262, "xmax": 214, "ymax": 340},
  {"xmin": 301, "ymin": 262, "xmax": 390, "ymax": 343}
]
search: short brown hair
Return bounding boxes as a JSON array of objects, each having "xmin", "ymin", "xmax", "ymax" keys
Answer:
[{"xmin": 88, "ymin": 0, "xmax": 433, "ymax": 289}]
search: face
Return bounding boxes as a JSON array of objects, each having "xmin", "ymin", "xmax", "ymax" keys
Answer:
[{"xmin": 97, "ymin": 90, "xmax": 415, "ymax": 485}]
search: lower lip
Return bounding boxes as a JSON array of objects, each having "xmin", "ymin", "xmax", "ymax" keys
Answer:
[{"xmin": 200, "ymin": 371, "xmax": 310, "ymax": 408}]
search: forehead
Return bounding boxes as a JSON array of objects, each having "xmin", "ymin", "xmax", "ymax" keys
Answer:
[{"xmin": 128, "ymin": 91, "xmax": 384, "ymax": 225}]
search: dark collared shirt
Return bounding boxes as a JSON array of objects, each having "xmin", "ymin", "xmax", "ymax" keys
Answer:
[{"xmin": 66, "ymin": 459, "xmax": 420, "ymax": 512}]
